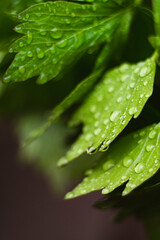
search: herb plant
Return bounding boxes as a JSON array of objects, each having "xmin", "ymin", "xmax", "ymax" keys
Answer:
[{"xmin": 1, "ymin": 0, "xmax": 160, "ymax": 239}]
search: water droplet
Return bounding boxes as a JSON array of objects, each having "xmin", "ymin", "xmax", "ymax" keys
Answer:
[
  {"xmin": 103, "ymin": 160, "xmax": 115, "ymax": 171},
  {"xmin": 50, "ymin": 46, "xmax": 55, "ymax": 54},
  {"xmin": 149, "ymin": 130, "xmax": 157, "ymax": 139},
  {"xmin": 121, "ymin": 176, "xmax": 127, "ymax": 181},
  {"xmin": 101, "ymin": 145, "xmax": 109, "ymax": 152},
  {"xmin": 121, "ymin": 74, "xmax": 130, "ymax": 82},
  {"xmin": 139, "ymin": 130, "xmax": 146, "ymax": 137},
  {"xmin": 52, "ymin": 58, "xmax": 58, "ymax": 64},
  {"xmin": 25, "ymin": 13, "xmax": 29, "ymax": 19},
  {"xmin": 129, "ymin": 107, "xmax": 137, "ymax": 115},
  {"xmin": 50, "ymin": 29, "xmax": 63, "ymax": 39},
  {"xmin": 74, "ymin": 35, "xmax": 84, "ymax": 48},
  {"xmin": 123, "ymin": 156, "xmax": 133, "ymax": 167},
  {"xmin": 120, "ymin": 64, "xmax": 129, "ymax": 72},
  {"xmin": 149, "ymin": 168, "xmax": 154, "ymax": 173},
  {"xmin": 102, "ymin": 188, "xmax": 110, "ymax": 194},
  {"xmin": 9, "ymin": 48, "xmax": 13, "ymax": 53},
  {"xmin": 85, "ymin": 133, "xmax": 93, "ymax": 141},
  {"xmin": 71, "ymin": 13, "xmax": 76, "ymax": 17},
  {"xmin": 126, "ymin": 94, "xmax": 131, "ymax": 100},
  {"xmin": 140, "ymin": 67, "xmax": 148, "ymax": 77},
  {"xmin": 65, "ymin": 192, "xmax": 74, "ymax": 199},
  {"xmin": 58, "ymin": 40, "xmax": 67, "ymax": 48},
  {"xmin": 38, "ymin": 73, "xmax": 47, "ymax": 84},
  {"xmin": 146, "ymin": 144, "xmax": 154, "ymax": 152},
  {"xmin": 36, "ymin": 48, "xmax": 44, "ymax": 59},
  {"xmin": 130, "ymin": 82, "xmax": 135, "ymax": 88},
  {"xmin": 65, "ymin": 18, "xmax": 71, "ymax": 24},
  {"xmin": 110, "ymin": 111, "xmax": 120, "ymax": 122},
  {"xmin": 87, "ymin": 147, "xmax": 97, "ymax": 155},
  {"xmin": 40, "ymin": 30, "xmax": 47, "ymax": 36},
  {"xmin": 154, "ymin": 159, "xmax": 159, "ymax": 166},
  {"xmin": 108, "ymin": 86, "xmax": 114, "ymax": 92},
  {"xmin": 27, "ymin": 51, "xmax": 33, "ymax": 58},
  {"xmin": 27, "ymin": 31, "xmax": 33, "ymax": 44},
  {"xmin": 90, "ymin": 105, "xmax": 96, "ymax": 113},
  {"xmin": 94, "ymin": 128, "xmax": 101, "ymax": 136},
  {"xmin": 92, "ymin": 5, "xmax": 97, "ymax": 11},
  {"xmin": 143, "ymin": 81, "xmax": 148, "ymax": 86},
  {"xmin": 135, "ymin": 163, "xmax": 145, "ymax": 173},
  {"xmin": 117, "ymin": 97, "xmax": 122, "ymax": 103},
  {"xmin": 80, "ymin": 189, "xmax": 87, "ymax": 194},
  {"xmin": 18, "ymin": 66, "xmax": 25, "ymax": 74},
  {"xmin": 3, "ymin": 75, "xmax": 11, "ymax": 83},
  {"xmin": 104, "ymin": 119, "xmax": 109, "ymax": 125},
  {"xmin": 85, "ymin": 169, "xmax": 93, "ymax": 176},
  {"xmin": 19, "ymin": 41, "xmax": 24, "ymax": 47}
]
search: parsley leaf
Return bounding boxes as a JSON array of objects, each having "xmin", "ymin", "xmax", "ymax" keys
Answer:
[
  {"xmin": 66, "ymin": 123, "xmax": 160, "ymax": 199},
  {"xmin": 58, "ymin": 55, "xmax": 156, "ymax": 166},
  {"xmin": 4, "ymin": 1, "xmax": 131, "ymax": 84}
]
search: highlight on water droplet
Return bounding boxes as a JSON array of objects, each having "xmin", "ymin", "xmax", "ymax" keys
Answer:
[
  {"xmin": 50, "ymin": 29, "xmax": 63, "ymax": 39},
  {"xmin": 65, "ymin": 192, "xmax": 74, "ymax": 199},
  {"xmin": 103, "ymin": 160, "xmax": 115, "ymax": 171},
  {"xmin": 135, "ymin": 163, "xmax": 145, "ymax": 174},
  {"xmin": 18, "ymin": 65, "xmax": 25, "ymax": 74},
  {"xmin": 149, "ymin": 130, "xmax": 156, "ymax": 139},
  {"xmin": 110, "ymin": 110, "xmax": 120, "ymax": 122},
  {"xmin": 3, "ymin": 75, "xmax": 11, "ymax": 83},
  {"xmin": 123, "ymin": 156, "xmax": 133, "ymax": 168},
  {"xmin": 27, "ymin": 50, "xmax": 33, "ymax": 58},
  {"xmin": 36, "ymin": 48, "xmax": 45, "ymax": 59},
  {"xmin": 87, "ymin": 146, "xmax": 98, "ymax": 155},
  {"xmin": 146, "ymin": 144, "xmax": 154, "ymax": 152},
  {"xmin": 27, "ymin": 31, "xmax": 33, "ymax": 44}
]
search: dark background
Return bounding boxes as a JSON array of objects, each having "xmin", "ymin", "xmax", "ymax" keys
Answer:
[{"xmin": 0, "ymin": 119, "xmax": 147, "ymax": 240}]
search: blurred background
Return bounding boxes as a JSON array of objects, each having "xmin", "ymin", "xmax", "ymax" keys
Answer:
[{"xmin": 0, "ymin": 119, "xmax": 147, "ymax": 240}]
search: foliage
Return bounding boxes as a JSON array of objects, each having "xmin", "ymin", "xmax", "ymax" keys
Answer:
[{"xmin": 1, "ymin": 0, "xmax": 160, "ymax": 239}]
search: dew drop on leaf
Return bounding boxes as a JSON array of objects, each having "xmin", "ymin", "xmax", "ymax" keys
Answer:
[
  {"xmin": 123, "ymin": 156, "xmax": 133, "ymax": 167},
  {"xmin": 149, "ymin": 130, "xmax": 157, "ymax": 139},
  {"xmin": 27, "ymin": 51, "xmax": 33, "ymax": 58},
  {"xmin": 110, "ymin": 111, "xmax": 120, "ymax": 122},
  {"xmin": 135, "ymin": 163, "xmax": 145, "ymax": 173},
  {"xmin": 18, "ymin": 66, "xmax": 25, "ymax": 74},
  {"xmin": 146, "ymin": 144, "xmax": 154, "ymax": 152},
  {"xmin": 36, "ymin": 48, "xmax": 45, "ymax": 59},
  {"xmin": 50, "ymin": 29, "xmax": 63, "ymax": 40},
  {"xmin": 27, "ymin": 32, "xmax": 33, "ymax": 44},
  {"xmin": 103, "ymin": 160, "xmax": 115, "ymax": 171},
  {"xmin": 139, "ymin": 66, "xmax": 148, "ymax": 77}
]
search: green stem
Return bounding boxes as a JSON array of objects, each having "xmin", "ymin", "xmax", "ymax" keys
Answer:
[{"xmin": 151, "ymin": 51, "xmax": 159, "ymax": 62}]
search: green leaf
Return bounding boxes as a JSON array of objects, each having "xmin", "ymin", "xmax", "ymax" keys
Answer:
[
  {"xmin": 152, "ymin": 0, "xmax": 160, "ymax": 36},
  {"xmin": 4, "ymin": 1, "xmax": 132, "ymax": 84},
  {"xmin": 25, "ymin": 8, "xmax": 132, "ymax": 142},
  {"xmin": 94, "ymin": 9, "xmax": 132, "ymax": 70},
  {"xmin": 0, "ymin": 0, "xmax": 47, "ymax": 15},
  {"xmin": 65, "ymin": 123, "xmax": 160, "ymax": 199},
  {"xmin": 58, "ymin": 55, "xmax": 156, "ymax": 166},
  {"xmin": 26, "ymin": 69, "xmax": 103, "ymax": 142},
  {"xmin": 149, "ymin": 0, "xmax": 160, "ymax": 50}
]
